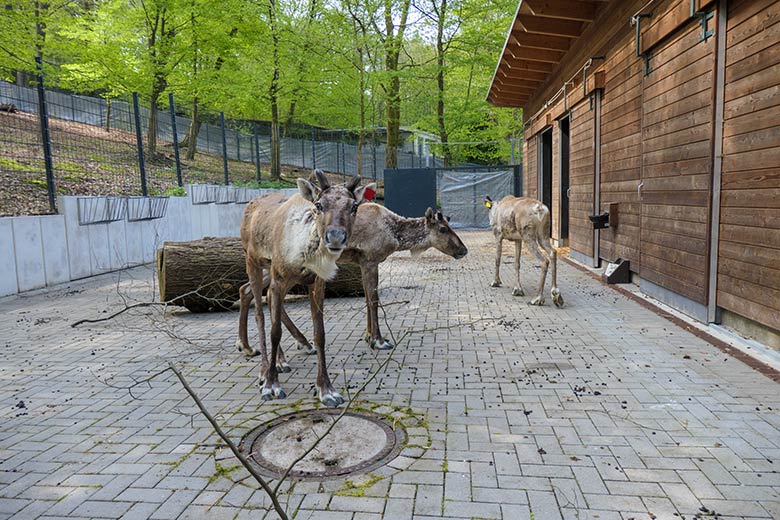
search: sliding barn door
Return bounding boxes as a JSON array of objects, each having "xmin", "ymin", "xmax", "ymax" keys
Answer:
[{"xmin": 639, "ymin": 8, "xmax": 717, "ymax": 306}]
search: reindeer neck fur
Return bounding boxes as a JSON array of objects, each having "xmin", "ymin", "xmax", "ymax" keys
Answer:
[
  {"xmin": 386, "ymin": 213, "xmax": 431, "ymax": 254},
  {"xmin": 281, "ymin": 197, "xmax": 339, "ymax": 281}
]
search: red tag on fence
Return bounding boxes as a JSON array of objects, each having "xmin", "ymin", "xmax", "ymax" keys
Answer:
[{"xmin": 364, "ymin": 187, "xmax": 376, "ymax": 201}]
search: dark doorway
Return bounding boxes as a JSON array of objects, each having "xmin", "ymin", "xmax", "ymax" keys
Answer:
[
  {"xmin": 539, "ymin": 129, "xmax": 553, "ymax": 211},
  {"xmin": 559, "ymin": 116, "xmax": 570, "ymax": 241}
]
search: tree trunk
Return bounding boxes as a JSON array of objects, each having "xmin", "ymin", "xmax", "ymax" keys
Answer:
[
  {"xmin": 182, "ymin": 97, "xmax": 202, "ymax": 160},
  {"xmin": 157, "ymin": 237, "xmax": 365, "ymax": 313},
  {"xmin": 435, "ymin": 0, "xmax": 452, "ymax": 167},
  {"xmin": 385, "ymin": 65, "xmax": 400, "ymax": 169},
  {"xmin": 268, "ymin": 0, "xmax": 281, "ymax": 180},
  {"xmin": 104, "ymin": 98, "xmax": 111, "ymax": 132}
]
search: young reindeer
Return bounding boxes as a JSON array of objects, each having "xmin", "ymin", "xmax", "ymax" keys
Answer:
[
  {"xmin": 484, "ymin": 195, "xmax": 564, "ymax": 307},
  {"xmin": 240, "ymin": 170, "xmax": 375, "ymax": 406},
  {"xmin": 237, "ymin": 204, "xmax": 468, "ymax": 355}
]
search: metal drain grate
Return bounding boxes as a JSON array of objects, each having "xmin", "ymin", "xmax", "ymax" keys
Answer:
[{"xmin": 239, "ymin": 409, "xmax": 406, "ymax": 480}]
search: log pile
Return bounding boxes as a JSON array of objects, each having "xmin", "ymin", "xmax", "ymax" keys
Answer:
[{"xmin": 157, "ymin": 237, "xmax": 364, "ymax": 313}]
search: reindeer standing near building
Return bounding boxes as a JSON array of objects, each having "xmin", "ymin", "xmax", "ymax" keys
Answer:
[
  {"xmin": 240, "ymin": 170, "xmax": 375, "ymax": 406},
  {"xmin": 484, "ymin": 195, "xmax": 563, "ymax": 307}
]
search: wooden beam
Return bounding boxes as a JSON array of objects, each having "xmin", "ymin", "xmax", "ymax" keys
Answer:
[
  {"xmin": 525, "ymin": 0, "xmax": 598, "ymax": 22},
  {"xmin": 509, "ymin": 32, "xmax": 572, "ymax": 52},
  {"xmin": 498, "ymin": 68, "xmax": 549, "ymax": 82},
  {"xmin": 494, "ymin": 84, "xmax": 538, "ymax": 95},
  {"xmin": 515, "ymin": 14, "xmax": 585, "ymax": 37},
  {"xmin": 500, "ymin": 59, "xmax": 554, "ymax": 73},
  {"xmin": 508, "ymin": 46, "xmax": 566, "ymax": 64},
  {"xmin": 496, "ymin": 78, "xmax": 544, "ymax": 90}
]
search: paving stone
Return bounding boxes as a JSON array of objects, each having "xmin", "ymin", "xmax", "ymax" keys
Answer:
[{"xmin": 2, "ymin": 232, "xmax": 780, "ymax": 520}]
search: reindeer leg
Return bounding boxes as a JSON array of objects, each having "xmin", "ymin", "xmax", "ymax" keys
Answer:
[
  {"xmin": 268, "ymin": 291, "xmax": 292, "ymax": 373},
  {"xmin": 280, "ymin": 306, "xmax": 316, "ymax": 355},
  {"xmin": 262, "ymin": 274, "xmax": 287, "ymax": 401},
  {"xmin": 490, "ymin": 234, "xmax": 503, "ymax": 287},
  {"xmin": 247, "ymin": 264, "xmax": 269, "ymax": 381},
  {"xmin": 512, "ymin": 240, "xmax": 524, "ymax": 296},
  {"xmin": 525, "ymin": 229, "xmax": 549, "ymax": 306},
  {"xmin": 538, "ymin": 234, "xmax": 563, "ymax": 308},
  {"xmin": 236, "ymin": 282, "xmax": 258, "ymax": 357},
  {"xmin": 362, "ymin": 263, "xmax": 391, "ymax": 350},
  {"xmin": 310, "ymin": 277, "xmax": 343, "ymax": 407}
]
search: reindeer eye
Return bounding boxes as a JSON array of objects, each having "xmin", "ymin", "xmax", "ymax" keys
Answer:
[{"xmin": 314, "ymin": 202, "xmax": 323, "ymax": 212}]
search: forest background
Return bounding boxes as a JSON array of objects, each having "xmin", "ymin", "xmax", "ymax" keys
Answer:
[{"xmin": 0, "ymin": 0, "xmax": 523, "ymax": 178}]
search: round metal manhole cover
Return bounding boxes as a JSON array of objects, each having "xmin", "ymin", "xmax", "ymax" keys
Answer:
[{"xmin": 239, "ymin": 409, "xmax": 406, "ymax": 480}]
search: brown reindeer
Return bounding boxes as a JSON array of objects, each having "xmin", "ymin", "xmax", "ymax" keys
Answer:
[
  {"xmin": 484, "ymin": 195, "xmax": 563, "ymax": 307},
  {"xmin": 240, "ymin": 170, "xmax": 375, "ymax": 405},
  {"xmin": 237, "ymin": 204, "xmax": 468, "ymax": 356}
]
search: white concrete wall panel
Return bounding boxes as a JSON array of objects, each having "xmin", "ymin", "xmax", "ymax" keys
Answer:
[
  {"xmin": 0, "ymin": 219, "xmax": 19, "ymax": 296},
  {"xmin": 12, "ymin": 217, "xmax": 46, "ymax": 292},
  {"xmin": 40, "ymin": 216, "xmax": 70, "ymax": 286},
  {"xmin": 59, "ymin": 196, "xmax": 92, "ymax": 280},
  {"xmin": 87, "ymin": 223, "xmax": 111, "ymax": 275}
]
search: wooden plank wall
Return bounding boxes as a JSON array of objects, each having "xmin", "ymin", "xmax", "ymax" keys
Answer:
[
  {"xmin": 599, "ymin": 34, "xmax": 643, "ymax": 268},
  {"xmin": 569, "ymin": 99, "xmax": 595, "ymax": 257},
  {"xmin": 639, "ymin": 4, "xmax": 716, "ymax": 305},
  {"xmin": 718, "ymin": 0, "xmax": 780, "ymax": 330},
  {"xmin": 524, "ymin": 136, "xmax": 538, "ymax": 199}
]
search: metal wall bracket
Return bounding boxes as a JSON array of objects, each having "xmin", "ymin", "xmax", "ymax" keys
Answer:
[{"xmin": 643, "ymin": 52, "xmax": 653, "ymax": 76}]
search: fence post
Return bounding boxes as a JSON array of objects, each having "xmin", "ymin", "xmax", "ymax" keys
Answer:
[
  {"xmin": 168, "ymin": 93, "xmax": 183, "ymax": 187},
  {"xmin": 132, "ymin": 92, "xmax": 148, "ymax": 196},
  {"xmin": 236, "ymin": 130, "xmax": 240, "ymax": 162},
  {"xmin": 311, "ymin": 126, "xmax": 316, "ymax": 169},
  {"xmin": 254, "ymin": 123, "xmax": 261, "ymax": 182},
  {"xmin": 371, "ymin": 141, "xmax": 376, "ymax": 181},
  {"xmin": 341, "ymin": 130, "xmax": 346, "ymax": 178},
  {"xmin": 510, "ymin": 138, "xmax": 516, "ymax": 164},
  {"xmin": 35, "ymin": 56, "xmax": 56, "ymax": 213},
  {"xmin": 301, "ymin": 133, "xmax": 305, "ymax": 168},
  {"xmin": 220, "ymin": 112, "xmax": 229, "ymax": 185}
]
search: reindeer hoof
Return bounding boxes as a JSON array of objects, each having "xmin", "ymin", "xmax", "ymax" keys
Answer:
[
  {"xmin": 529, "ymin": 296, "xmax": 545, "ymax": 306},
  {"xmin": 512, "ymin": 287, "xmax": 524, "ymax": 297},
  {"xmin": 277, "ymin": 362, "xmax": 291, "ymax": 373},
  {"xmin": 236, "ymin": 339, "xmax": 259, "ymax": 357},
  {"xmin": 370, "ymin": 338, "xmax": 393, "ymax": 351},
  {"xmin": 297, "ymin": 341, "xmax": 316, "ymax": 355},
  {"xmin": 490, "ymin": 281, "xmax": 502, "ymax": 288},
  {"xmin": 261, "ymin": 385, "xmax": 286, "ymax": 401},
  {"xmin": 552, "ymin": 289, "xmax": 564, "ymax": 308},
  {"xmin": 320, "ymin": 392, "xmax": 344, "ymax": 407}
]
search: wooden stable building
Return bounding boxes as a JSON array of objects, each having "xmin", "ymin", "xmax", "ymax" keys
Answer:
[{"xmin": 489, "ymin": 0, "xmax": 780, "ymax": 347}]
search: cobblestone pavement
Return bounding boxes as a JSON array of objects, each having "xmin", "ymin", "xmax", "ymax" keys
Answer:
[{"xmin": 2, "ymin": 230, "xmax": 780, "ymax": 520}]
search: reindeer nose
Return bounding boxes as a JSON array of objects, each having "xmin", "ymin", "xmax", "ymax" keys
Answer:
[{"xmin": 325, "ymin": 229, "xmax": 347, "ymax": 246}]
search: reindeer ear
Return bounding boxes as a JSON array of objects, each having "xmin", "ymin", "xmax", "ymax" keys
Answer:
[
  {"xmin": 446, "ymin": 215, "xmax": 451, "ymax": 222},
  {"xmin": 425, "ymin": 207, "xmax": 434, "ymax": 222},
  {"xmin": 353, "ymin": 182, "xmax": 376, "ymax": 204},
  {"xmin": 314, "ymin": 169, "xmax": 331, "ymax": 191},
  {"xmin": 345, "ymin": 175, "xmax": 362, "ymax": 192},
  {"xmin": 297, "ymin": 178, "xmax": 319, "ymax": 202},
  {"xmin": 436, "ymin": 210, "xmax": 445, "ymax": 221}
]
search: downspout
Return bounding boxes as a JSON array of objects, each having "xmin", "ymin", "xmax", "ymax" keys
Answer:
[{"xmin": 707, "ymin": 0, "xmax": 727, "ymax": 323}]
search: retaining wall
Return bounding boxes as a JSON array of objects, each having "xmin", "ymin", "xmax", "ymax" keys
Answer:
[{"xmin": 0, "ymin": 186, "xmax": 298, "ymax": 297}]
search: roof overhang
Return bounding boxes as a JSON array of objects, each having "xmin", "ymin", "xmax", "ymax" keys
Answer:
[{"xmin": 487, "ymin": 1, "xmax": 608, "ymax": 108}]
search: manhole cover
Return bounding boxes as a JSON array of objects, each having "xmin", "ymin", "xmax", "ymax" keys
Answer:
[{"xmin": 239, "ymin": 409, "xmax": 406, "ymax": 480}]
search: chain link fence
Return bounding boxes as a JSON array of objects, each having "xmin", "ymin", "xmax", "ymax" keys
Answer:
[{"xmin": 0, "ymin": 76, "xmax": 455, "ymax": 216}]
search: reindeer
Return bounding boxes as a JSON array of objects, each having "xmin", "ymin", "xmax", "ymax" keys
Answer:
[
  {"xmin": 240, "ymin": 170, "xmax": 375, "ymax": 406},
  {"xmin": 484, "ymin": 195, "xmax": 563, "ymax": 307},
  {"xmin": 237, "ymin": 205, "xmax": 468, "ymax": 356}
]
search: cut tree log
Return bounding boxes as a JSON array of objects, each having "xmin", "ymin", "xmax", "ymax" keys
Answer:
[{"xmin": 157, "ymin": 236, "xmax": 364, "ymax": 313}]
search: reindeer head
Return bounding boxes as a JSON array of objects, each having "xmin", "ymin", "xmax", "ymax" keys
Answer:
[
  {"xmin": 424, "ymin": 207, "xmax": 468, "ymax": 259},
  {"xmin": 298, "ymin": 170, "xmax": 376, "ymax": 256}
]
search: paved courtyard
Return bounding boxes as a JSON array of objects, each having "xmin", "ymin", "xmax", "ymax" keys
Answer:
[{"xmin": 2, "ymin": 230, "xmax": 780, "ymax": 520}]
